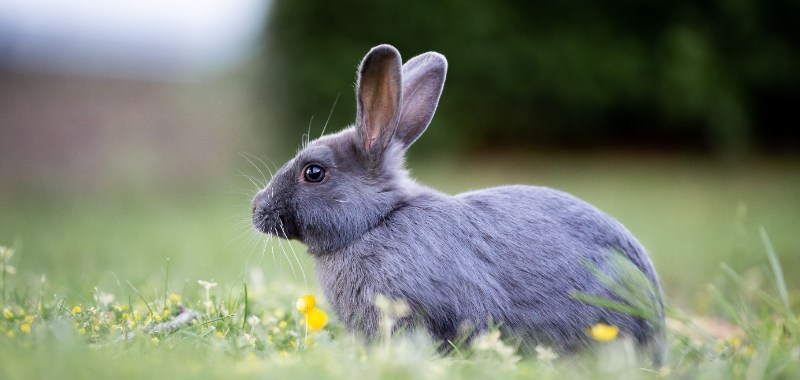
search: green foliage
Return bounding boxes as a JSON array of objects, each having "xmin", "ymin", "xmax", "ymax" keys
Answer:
[
  {"xmin": 1, "ymin": 155, "xmax": 799, "ymax": 378},
  {"xmin": 261, "ymin": 0, "xmax": 800, "ymax": 155},
  {"xmin": 572, "ymin": 251, "xmax": 664, "ymax": 322},
  {"xmin": 1, "ymin": 233, "xmax": 800, "ymax": 379}
]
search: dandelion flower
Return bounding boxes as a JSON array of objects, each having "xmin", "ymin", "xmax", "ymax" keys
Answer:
[
  {"xmin": 198, "ymin": 280, "xmax": 217, "ymax": 290},
  {"xmin": 587, "ymin": 323, "xmax": 618, "ymax": 342},
  {"xmin": 244, "ymin": 333, "xmax": 256, "ymax": 347},
  {"xmin": 296, "ymin": 295, "xmax": 316, "ymax": 314},
  {"xmin": 304, "ymin": 308, "xmax": 328, "ymax": 331},
  {"xmin": 3, "ymin": 309, "xmax": 12, "ymax": 319},
  {"xmin": 72, "ymin": 307, "xmax": 81, "ymax": 314},
  {"xmin": 20, "ymin": 324, "xmax": 31, "ymax": 334},
  {"xmin": 535, "ymin": 345, "xmax": 559, "ymax": 361},
  {"xmin": 95, "ymin": 292, "xmax": 115, "ymax": 306}
]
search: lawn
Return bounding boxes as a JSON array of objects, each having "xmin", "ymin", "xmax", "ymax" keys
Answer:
[{"xmin": 1, "ymin": 153, "xmax": 798, "ymax": 379}]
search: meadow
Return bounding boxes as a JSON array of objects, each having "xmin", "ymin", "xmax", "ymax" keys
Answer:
[{"xmin": 1, "ymin": 153, "xmax": 799, "ymax": 379}]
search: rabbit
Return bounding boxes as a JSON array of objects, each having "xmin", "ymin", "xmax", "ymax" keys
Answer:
[{"xmin": 251, "ymin": 44, "xmax": 665, "ymax": 362}]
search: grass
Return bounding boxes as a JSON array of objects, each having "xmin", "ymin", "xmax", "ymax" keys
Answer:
[{"xmin": 0, "ymin": 153, "xmax": 799, "ymax": 379}]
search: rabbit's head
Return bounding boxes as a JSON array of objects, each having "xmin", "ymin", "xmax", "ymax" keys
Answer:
[{"xmin": 252, "ymin": 45, "xmax": 447, "ymax": 252}]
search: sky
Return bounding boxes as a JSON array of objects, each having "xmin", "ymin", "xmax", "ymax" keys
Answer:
[{"xmin": 0, "ymin": 0, "xmax": 270, "ymax": 80}]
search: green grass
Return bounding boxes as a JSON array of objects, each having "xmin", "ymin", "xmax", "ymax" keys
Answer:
[{"xmin": 1, "ymin": 153, "xmax": 799, "ymax": 379}]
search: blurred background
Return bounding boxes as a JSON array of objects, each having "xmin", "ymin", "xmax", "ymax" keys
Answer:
[{"xmin": 0, "ymin": 0, "xmax": 798, "ymax": 310}]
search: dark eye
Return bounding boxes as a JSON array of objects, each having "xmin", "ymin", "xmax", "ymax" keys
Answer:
[{"xmin": 303, "ymin": 165, "xmax": 326, "ymax": 183}]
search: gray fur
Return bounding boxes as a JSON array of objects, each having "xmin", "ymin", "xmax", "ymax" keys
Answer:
[{"xmin": 252, "ymin": 44, "xmax": 664, "ymax": 361}]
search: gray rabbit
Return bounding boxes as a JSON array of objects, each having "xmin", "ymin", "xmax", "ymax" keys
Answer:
[{"xmin": 252, "ymin": 44, "xmax": 664, "ymax": 362}]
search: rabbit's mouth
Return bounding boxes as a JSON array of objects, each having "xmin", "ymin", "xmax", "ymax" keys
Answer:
[
  {"xmin": 277, "ymin": 214, "xmax": 300, "ymax": 239},
  {"xmin": 251, "ymin": 206, "xmax": 301, "ymax": 240}
]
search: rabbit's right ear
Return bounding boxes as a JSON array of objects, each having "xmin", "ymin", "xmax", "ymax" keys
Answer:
[
  {"xmin": 355, "ymin": 45, "xmax": 403, "ymax": 159},
  {"xmin": 394, "ymin": 52, "xmax": 447, "ymax": 149}
]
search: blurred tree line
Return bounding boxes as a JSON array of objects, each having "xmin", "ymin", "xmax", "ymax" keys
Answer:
[{"xmin": 259, "ymin": 0, "xmax": 799, "ymax": 156}]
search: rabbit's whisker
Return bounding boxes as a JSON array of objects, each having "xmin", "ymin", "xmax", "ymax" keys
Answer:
[
  {"xmin": 306, "ymin": 115, "xmax": 314, "ymax": 148},
  {"xmin": 242, "ymin": 152, "xmax": 275, "ymax": 180},
  {"xmin": 273, "ymin": 227, "xmax": 297, "ymax": 279},
  {"xmin": 320, "ymin": 93, "xmax": 340, "ymax": 138},
  {"xmin": 237, "ymin": 170, "xmax": 264, "ymax": 189},
  {"xmin": 278, "ymin": 220, "xmax": 308, "ymax": 287},
  {"xmin": 241, "ymin": 153, "xmax": 268, "ymax": 187}
]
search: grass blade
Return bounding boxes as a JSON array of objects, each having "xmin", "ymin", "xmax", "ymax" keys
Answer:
[
  {"xmin": 242, "ymin": 281, "xmax": 248, "ymax": 330},
  {"xmin": 760, "ymin": 227, "xmax": 794, "ymax": 319},
  {"xmin": 127, "ymin": 280, "xmax": 154, "ymax": 318}
]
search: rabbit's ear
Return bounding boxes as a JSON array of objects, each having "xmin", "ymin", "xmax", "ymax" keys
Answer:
[
  {"xmin": 356, "ymin": 45, "xmax": 403, "ymax": 157},
  {"xmin": 395, "ymin": 52, "xmax": 447, "ymax": 149}
]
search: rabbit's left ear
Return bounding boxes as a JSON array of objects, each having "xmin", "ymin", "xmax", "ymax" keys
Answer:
[
  {"xmin": 394, "ymin": 52, "xmax": 447, "ymax": 149},
  {"xmin": 356, "ymin": 45, "xmax": 403, "ymax": 157}
]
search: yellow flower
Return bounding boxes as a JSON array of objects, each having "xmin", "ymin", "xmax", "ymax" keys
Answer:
[
  {"xmin": 72, "ymin": 307, "xmax": 81, "ymax": 314},
  {"xmin": 170, "ymin": 294, "xmax": 181, "ymax": 301},
  {"xmin": 587, "ymin": 323, "xmax": 618, "ymax": 342},
  {"xmin": 278, "ymin": 320, "xmax": 287, "ymax": 328},
  {"xmin": 304, "ymin": 308, "xmax": 328, "ymax": 331},
  {"xmin": 122, "ymin": 313, "xmax": 130, "ymax": 320},
  {"xmin": 274, "ymin": 309, "xmax": 285, "ymax": 319},
  {"xmin": 154, "ymin": 314, "xmax": 162, "ymax": 321},
  {"xmin": 217, "ymin": 331, "xmax": 224, "ymax": 338},
  {"xmin": 78, "ymin": 328, "xmax": 86, "ymax": 335},
  {"xmin": 248, "ymin": 353, "xmax": 256, "ymax": 361},
  {"xmin": 296, "ymin": 295, "xmax": 316, "ymax": 314},
  {"xmin": 134, "ymin": 311, "xmax": 141, "ymax": 321},
  {"xmin": 163, "ymin": 309, "xmax": 170, "ymax": 317},
  {"xmin": 658, "ymin": 366, "xmax": 671, "ymax": 377},
  {"xmin": 3, "ymin": 309, "xmax": 12, "ymax": 319},
  {"xmin": 7, "ymin": 330, "xmax": 15, "ymax": 338},
  {"xmin": 20, "ymin": 324, "xmax": 31, "ymax": 334},
  {"xmin": 152, "ymin": 337, "xmax": 160, "ymax": 344},
  {"xmin": 730, "ymin": 337, "xmax": 741, "ymax": 348}
]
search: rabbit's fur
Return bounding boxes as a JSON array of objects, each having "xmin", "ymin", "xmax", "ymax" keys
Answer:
[{"xmin": 252, "ymin": 44, "xmax": 664, "ymax": 361}]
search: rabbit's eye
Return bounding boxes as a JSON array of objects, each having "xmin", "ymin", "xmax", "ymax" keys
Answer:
[{"xmin": 304, "ymin": 165, "xmax": 326, "ymax": 183}]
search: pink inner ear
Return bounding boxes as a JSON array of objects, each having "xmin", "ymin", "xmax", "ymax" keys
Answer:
[
  {"xmin": 362, "ymin": 72, "xmax": 400, "ymax": 153},
  {"xmin": 358, "ymin": 46, "xmax": 402, "ymax": 155}
]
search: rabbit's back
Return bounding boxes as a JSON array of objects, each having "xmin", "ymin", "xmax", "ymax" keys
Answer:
[{"xmin": 315, "ymin": 184, "xmax": 661, "ymax": 353}]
